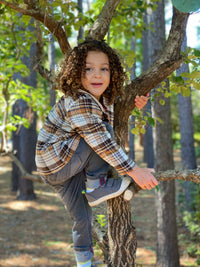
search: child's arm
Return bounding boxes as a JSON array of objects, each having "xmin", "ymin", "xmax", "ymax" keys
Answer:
[
  {"xmin": 135, "ymin": 93, "xmax": 149, "ymax": 109},
  {"xmin": 127, "ymin": 165, "xmax": 158, "ymax": 190}
]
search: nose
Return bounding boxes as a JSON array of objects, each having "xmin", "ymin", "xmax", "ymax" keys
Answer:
[{"xmin": 93, "ymin": 69, "xmax": 101, "ymax": 77}]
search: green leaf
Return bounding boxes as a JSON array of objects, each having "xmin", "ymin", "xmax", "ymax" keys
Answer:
[
  {"xmin": 140, "ymin": 128, "xmax": 146, "ymax": 134},
  {"xmin": 189, "ymin": 71, "xmax": 200, "ymax": 79},
  {"xmin": 180, "ymin": 71, "xmax": 200, "ymax": 79},
  {"xmin": 147, "ymin": 117, "xmax": 155, "ymax": 127},
  {"xmin": 159, "ymin": 99, "xmax": 165, "ymax": 105},
  {"xmin": 155, "ymin": 185, "xmax": 160, "ymax": 191},
  {"xmin": 155, "ymin": 117, "xmax": 163, "ymax": 124},
  {"xmin": 173, "ymin": 76, "xmax": 185, "ymax": 84},
  {"xmin": 131, "ymin": 128, "xmax": 139, "ymax": 135},
  {"xmin": 193, "ymin": 49, "xmax": 200, "ymax": 57},
  {"xmin": 193, "ymin": 82, "xmax": 200, "ymax": 90},
  {"xmin": 181, "ymin": 87, "xmax": 191, "ymax": 97},
  {"xmin": 164, "ymin": 91, "xmax": 172, "ymax": 98}
]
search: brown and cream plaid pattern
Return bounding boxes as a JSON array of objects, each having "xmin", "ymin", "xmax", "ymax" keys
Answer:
[{"xmin": 35, "ymin": 91, "xmax": 135, "ymax": 176}]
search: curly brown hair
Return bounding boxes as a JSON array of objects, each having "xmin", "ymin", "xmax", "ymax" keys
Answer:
[{"xmin": 56, "ymin": 39, "xmax": 127, "ymax": 104}]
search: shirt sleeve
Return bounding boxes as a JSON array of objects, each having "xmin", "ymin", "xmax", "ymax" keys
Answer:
[{"xmin": 66, "ymin": 96, "xmax": 135, "ymax": 175}]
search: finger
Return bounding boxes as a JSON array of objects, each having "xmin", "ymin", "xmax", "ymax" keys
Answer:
[
  {"xmin": 151, "ymin": 178, "xmax": 159, "ymax": 186},
  {"xmin": 136, "ymin": 96, "xmax": 147, "ymax": 102},
  {"xmin": 146, "ymin": 185, "xmax": 152, "ymax": 190},
  {"xmin": 135, "ymin": 99, "xmax": 143, "ymax": 104},
  {"xmin": 135, "ymin": 95, "xmax": 147, "ymax": 101}
]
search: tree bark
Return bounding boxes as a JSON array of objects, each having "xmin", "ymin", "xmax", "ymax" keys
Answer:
[
  {"xmin": 142, "ymin": 7, "xmax": 154, "ymax": 167},
  {"xmin": 150, "ymin": 2, "xmax": 179, "ymax": 266},
  {"xmin": 48, "ymin": 33, "xmax": 56, "ymax": 106},
  {"xmin": 107, "ymin": 196, "xmax": 137, "ymax": 267},
  {"xmin": 87, "ymin": 0, "xmax": 121, "ymax": 40},
  {"xmin": 12, "ymin": 22, "xmax": 37, "ymax": 200},
  {"xmin": 177, "ymin": 36, "xmax": 197, "ymax": 212}
]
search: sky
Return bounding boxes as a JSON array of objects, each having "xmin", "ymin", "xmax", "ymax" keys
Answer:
[
  {"xmin": 186, "ymin": 12, "xmax": 200, "ymax": 48},
  {"xmin": 165, "ymin": 3, "xmax": 200, "ymax": 49}
]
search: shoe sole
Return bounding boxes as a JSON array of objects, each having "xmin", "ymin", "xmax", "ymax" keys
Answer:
[{"xmin": 88, "ymin": 177, "xmax": 131, "ymax": 207}]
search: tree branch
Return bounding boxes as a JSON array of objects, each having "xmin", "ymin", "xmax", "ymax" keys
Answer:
[
  {"xmin": 0, "ymin": 0, "xmax": 71, "ymax": 54},
  {"xmin": 155, "ymin": 168, "xmax": 200, "ymax": 184},
  {"xmin": 123, "ymin": 168, "xmax": 200, "ymax": 201},
  {"xmin": 86, "ymin": 0, "xmax": 121, "ymax": 40},
  {"xmin": 115, "ymin": 8, "xmax": 189, "ymax": 120},
  {"xmin": 1, "ymin": 151, "xmax": 43, "ymax": 183},
  {"xmin": 32, "ymin": 58, "xmax": 54, "ymax": 83}
]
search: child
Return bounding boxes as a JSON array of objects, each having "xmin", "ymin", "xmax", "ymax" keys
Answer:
[{"xmin": 35, "ymin": 40, "xmax": 158, "ymax": 267}]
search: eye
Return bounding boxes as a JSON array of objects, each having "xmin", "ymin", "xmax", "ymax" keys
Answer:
[
  {"xmin": 101, "ymin": 67, "xmax": 109, "ymax": 72},
  {"xmin": 85, "ymin": 67, "xmax": 93, "ymax": 72}
]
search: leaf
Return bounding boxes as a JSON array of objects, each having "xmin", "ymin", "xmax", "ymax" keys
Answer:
[
  {"xmin": 192, "ymin": 82, "xmax": 200, "ymax": 90},
  {"xmin": 141, "ymin": 120, "xmax": 146, "ymax": 126},
  {"xmin": 140, "ymin": 128, "xmax": 146, "ymax": 134},
  {"xmin": 131, "ymin": 128, "xmax": 139, "ymax": 135},
  {"xmin": 188, "ymin": 55, "xmax": 197, "ymax": 60},
  {"xmin": 189, "ymin": 71, "xmax": 200, "ymax": 79},
  {"xmin": 173, "ymin": 75, "xmax": 185, "ymax": 84},
  {"xmin": 156, "ymin": 117, "xmax": 163, "ymax": 124},
  {"xmin": 193, "ymin": 49, "xmax": 200, "ymax": 57},
  {"xmin": 164, "ymin": 91, "xmax": 172, "ymax": 98},
  {"xmin": 159, "ymin": 99, "xmax": 165, "ymax": 106},
  {"xmin": 180, "ymin": 71, "xmax": 200, "ymax": 79},
  {"xmin": 147, "ymin": 117, "xmax": 155, "ymax": 127},
  {"xmin": 181, "ymin": 87, "xmax": 191, "ymax": 97},
  {"xmin": 155, "ymin": 185, "xmax": 160, "ymax": 191}
]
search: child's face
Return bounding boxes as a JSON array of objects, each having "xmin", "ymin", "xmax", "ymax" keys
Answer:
[{"xmin": 81, "ymin": 51, "xmax": 110, "ymax": 100}]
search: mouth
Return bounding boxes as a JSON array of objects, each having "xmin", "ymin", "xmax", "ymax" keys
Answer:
[{"xmin": 91, "ymin": 83, "xmax": 103, "ymax": 88}]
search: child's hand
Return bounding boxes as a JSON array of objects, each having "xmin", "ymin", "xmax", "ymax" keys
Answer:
[
  {"xmin": 127, "ymin": 165, "xmax": 158, "ymax": 190},
  {"xmin": 135, "ymin": 93, "xmax": 149, "ymax": 109}
]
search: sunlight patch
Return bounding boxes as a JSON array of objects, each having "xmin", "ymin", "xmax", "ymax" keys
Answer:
[
  {"xmin": 0, "ymin": 200, "xmax": 59, "ymax": 211},
  {"xmin": 0, "ymin": 254, "xmax": 52, "ymax": 266},
  {"xmin": 0, "ymin": 166, "xmax": 11, "ymax": 174},
  {"xmin": 34, "ymin": 190, "xmax": 57, "ymax": 197}
]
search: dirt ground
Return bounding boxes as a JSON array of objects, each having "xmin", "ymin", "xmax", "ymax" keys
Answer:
[{"xmin": 0, "ymin": 150, "xmax": 198, "ymax": 267}]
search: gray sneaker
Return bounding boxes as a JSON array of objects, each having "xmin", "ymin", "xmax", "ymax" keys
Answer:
[{"xmin": 85, "ymin": 177, "xmax": 131, "ymax": 207}]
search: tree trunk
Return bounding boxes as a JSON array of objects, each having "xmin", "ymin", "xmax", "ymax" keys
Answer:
[
  {"xmin": 16, "ymin": 99, "xmax": 37, "ymax": 200},
  {"xmin": 153, "ymin": 94, "xmax": 180, "ymax": 267},
  {"xmin": 128, "ymin": 37, "xmax": 136, "ymax": 160},
  {"xmin": 177, "ymin": 36, "xmax": 197, "ymax": 211},
  {"xmin": 106, "ymin": 93, "xmax": 137, "ymax": 266},
  {"xmin": 11, "ymin": 104, "xmax": 20, "ymax": 192},
  {"xmin": 77, "ymin": 0, "xmax": 84, "ymax": 42},
  {"xmin": 107, "ymin": 118, "xmax": 137, "ymax": 266},
  {"xmin": 129, "ymin": 115, "xmax": 135, "ymax": 160},
  {"xmin": 149, "ymin": 1, "xmax": 180, "ymax": 266},
  {"xmin": 143, "ymin": 100, "xmax": 154, "ymax": 167},
  {"xmin": 48, "ymin": 33, "xmax": 56, "ymax": 106},
  {"xmin": 108, "ymin": 196, "xmax": 137, "ymax": 267},
  {"xmin": 142, "ymin": 7, "xmax": 154, "ymax": 167},
  {"xmin": 12, "ymin": 22, "xmax": 37, "ymax": 200}
]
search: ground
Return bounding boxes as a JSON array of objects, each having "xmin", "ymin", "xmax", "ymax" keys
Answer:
[{"xmin": 0, "ymin": 149, "xmax": 198, "ymax": 267}]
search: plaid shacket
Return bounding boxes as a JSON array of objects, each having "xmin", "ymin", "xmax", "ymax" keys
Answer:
[{"xmin": 35, "ymin": 90, "xmax": 135, "ymax": 176}]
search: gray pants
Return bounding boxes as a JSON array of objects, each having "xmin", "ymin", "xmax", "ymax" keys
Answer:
[{"xmin": 43, "ymin": 122, "xmax": 113, "ymax": 263}]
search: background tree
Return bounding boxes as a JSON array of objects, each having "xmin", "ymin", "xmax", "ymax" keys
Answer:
[
  {"xmin": 11, "ymin": 18, "xmax": 37, "ymax": 200},
  {"xmin": 142, "ymin": 4, "xmax": 154, "ymax": 168},
  {"xmin": 177, "ymin": 36, "xmax": 197, "ymax": 212},
  {"xmin": 143, "ymin": 1, "xmax": 180, "ymax": 265}
]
